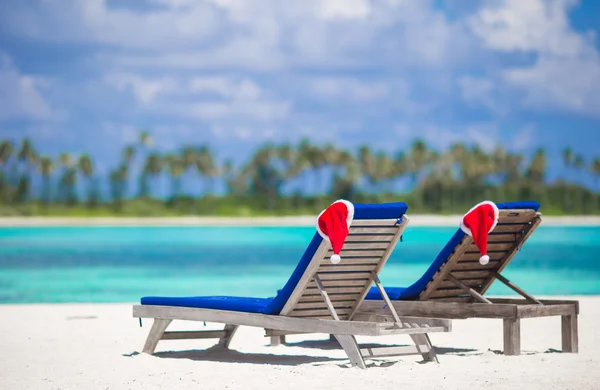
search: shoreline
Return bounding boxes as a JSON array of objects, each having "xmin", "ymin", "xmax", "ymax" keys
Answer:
[{"xmin": 0, "ymin": 214, "xmax": 599, "ymax": 227}]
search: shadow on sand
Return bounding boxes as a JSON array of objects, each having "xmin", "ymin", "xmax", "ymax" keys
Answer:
[{"xmin": 122, "ymin": 341, "xmax": 486, "ymax": 368}]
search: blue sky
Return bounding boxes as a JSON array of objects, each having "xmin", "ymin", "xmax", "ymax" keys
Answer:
[{"xmin": 0, "ymin": 0, "xmax": 599, "ymax": 185}]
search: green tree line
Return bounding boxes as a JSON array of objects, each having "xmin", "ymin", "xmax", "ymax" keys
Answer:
[{"xmin": 0, "ymin": 132, "xmax": 599, "ymax": 216}]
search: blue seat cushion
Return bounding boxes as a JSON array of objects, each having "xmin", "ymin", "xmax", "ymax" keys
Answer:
[
  {"xmin": 141, "ymin": 202, "xmax": 409, "ymax": 314},
  {"xmin": 366, "ymin": 201, "xmax": 541, "ymax": 301},
  {"xmin": 140, "ymin": 296, "xmax": 274, "ymax": 314}
]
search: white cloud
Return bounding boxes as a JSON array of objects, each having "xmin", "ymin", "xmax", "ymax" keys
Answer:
[
  {"xmin": 104, "ymin": 74, "xmax": 178, "ymax": 105},
  {"xmin": 503, "ymin": 54, "xmax": 600, "ymax": 117},
  {"xmin": 0, "ymin": 53, "xmax": 55, "ymax": 120},
  {"xmin": 103, "ymin": 74, "xmax": 289, "ymax": 122},
  {"xmin": 469, "ymin": 0, "xmax": 600, "ymax": 117},
  {"xmin": 310, "ymin": 77, "xmax": 389, "ymax": 102},
  {"xmin": 316, "ymin": 0, "xmax": 372, "ymax": 20},
  {"xmin": 1, "ymin": 0, "xmax": 599, "ymax": 149},
  {"xmin": 469, "ymin": 0, "xmax": 585, "ymax": 56}
]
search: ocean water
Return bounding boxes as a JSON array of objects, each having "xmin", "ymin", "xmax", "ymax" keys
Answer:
[{"xmin": 0, "ymin": 226, "xmax": 599, "ymax": 304}]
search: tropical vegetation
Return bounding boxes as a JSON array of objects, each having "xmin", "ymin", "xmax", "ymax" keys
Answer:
[{"xmin": 0, "ymin": 132, "xmax": 599, "ymax": 216}]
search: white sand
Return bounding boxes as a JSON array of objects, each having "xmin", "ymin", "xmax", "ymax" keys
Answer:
[
  {"xmin": 1, "ymin": 297, "xmax": 598, "ymax": 390},
  {"xmin": 1, "ymin": 215, "xmax": 599, "ymax": 226}
]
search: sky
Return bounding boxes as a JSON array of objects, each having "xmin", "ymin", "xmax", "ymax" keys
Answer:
[{"xmin": 0, "ymin": 0, "xmax": 599, "ymax": 184}]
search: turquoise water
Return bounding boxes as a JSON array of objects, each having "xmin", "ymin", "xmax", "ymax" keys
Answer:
[{"xmin": 0, "ymin": 226, "xmax": 599, "ymax": 303}]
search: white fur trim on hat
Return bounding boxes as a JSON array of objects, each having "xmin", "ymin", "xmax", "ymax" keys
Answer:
[
  {"xmin": 315, "ymin": 199, "xmax": 355, "ymax": 241},
  {"xmin": 459, "ymin": 200, "xmax": 500, "ymax": 237}
]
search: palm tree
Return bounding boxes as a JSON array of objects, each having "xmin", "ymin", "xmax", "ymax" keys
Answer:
[
  {"xmin": 562, "ymin": 147, "xmax": 573, "ymax": 180},
  {"xmin": 194, "ymin": 145, "xmax": 216, "ymax": 196},
  {"xmin": 180, "ymin": 146, "xmax": 196, "ymax": 198},
  {"xmin": 38, "ymin": 156, "xmax": 54, "ymax": 206},
  {"xmin": 163, "ymin": 153, "xmax": 184, "ymax": 200},
  {"xmin": 58, "ymin": 153, "xmax": 77, "ymax": 205},
  {"xmin": 525, "ymin": 149, "xmax": 546, "ymax": 183},
  {"xmin": 276, "ymin": 143, "xmax": 299, "ymax": 209},
  {"xmin": 592, "ymin": 158, "xmax": 600, "ymax": 188},
  {"xmin": 0, "ymin": 140, "xmax": 14, "ymax": 203},
  {"xmin": 77, "ymin": 154, "xmax": 95, "ymax": 207},
  {"xmin": 142, "ymin": 152, "xmax": 162, "ymax": 198},
  {"xmin": 110, "ymin": 164, "xmax": 129, "ymax": 211},
  {"xmin": 138, "ymin": 130, "xmax": 153, "ymax": 197},
  {"xmin": 17, "ymin": 138, "xmax": 37, "ymax": 202},
  {"xmin": 358, "ymin": 145, "xmax": 376, "ymax": 193},
  {"xmin": 591, "ymin": 158, "xmax": 600, "ymax": 212}
]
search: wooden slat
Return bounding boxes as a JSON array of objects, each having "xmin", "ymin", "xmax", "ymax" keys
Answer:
[
  {"xmin": 320, "ymin": 257, "xmax": 381, "ymax": 265},
  {"xmin": 327, "ymin": 242, "xmax": 391, "ymax": 250},
  {"xmin": 466, "ymin": 243, "xmax": 513, "ymax": 253},
  {"xmin": 427, "ymin": 296, "xmax": 474, "ymax": 303},
  {"xmin": 348, "ymin": 226, "xmax": 398, "ymax": 234},
  {"xmin": 307, "ymin": 279, "xmax": 369, "ymax": 288},
  {"xmin": 327, "ymin": 249, "xmax": 387, "ymax": 257},
  {"xmin": 134, "ymin": 305, "xmax": 384, "ymax": 337},
  {"xmin": 487, "ymin": 234, "xmax": 523, "ymax": 242},
  {"xmin": 345, "ymin": 235, "xmax": 394, "ymax": 242},
  {"xmin": 498, "ymin": 209, "xmax": 537, "ymax": 223},
  {"xmin": 318, "ymin": 265, "xmax": 379, "ymax": 273},
  {"xmin": 360, "ymin": 299, "xmax": 516, "ymax": 318},
  {"xmin": 452, "ymin": 260, "xmax": 502, "ymax": 270},
  {"xmin": 305, "ymin": 286, "xmax": 365, "ymax": 294},
  {"xmin": 295, "ymin": 300, "xmax": 357, "ymax": 309},
  {"xmin": 313, "ymin": 271, "xmax": 373, "ymax": 280},
  {"xmin": 490, "ymin": 224, "xmax": 528, "ymax": 233},
  {"xmin": 161, "ymin": 330, "xmax": 226, "ymax": 340},
  {"xmin": 458, "ymin": 252, "xmax": 506, "ymax": 261},
  {"xmin": 438, "ymin": 278, "xmax": 485, "ymax": 289},
  {"xmin": 447, "ymin": 270, "xmax": 491, "ymax": 279},
  {"xmin": 348, "ymin": 219, "xmax": 399, "ymax": 227},
  {"xmin": 429, "ymin": 289, "xmax": 472, "ymax": 299},
  {"xmin": 289, "ymin": 307, "xmax": 353, "ymax": 318},
  {"xmin": 298, "ymin": 293, "xmax": 361, "ymax": 303}
]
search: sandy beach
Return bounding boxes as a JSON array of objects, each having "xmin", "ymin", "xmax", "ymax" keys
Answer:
[
  {"xmin": 1, "ymin": 297, "xmax": 598, "ymax": 390},
  {"xmin": 1, "ymin": 214, "xmax": 599, "ymax": 226}
]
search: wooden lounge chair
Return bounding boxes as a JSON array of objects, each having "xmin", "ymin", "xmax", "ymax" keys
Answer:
[
  {"xmin": 360, "ymin": 201, "xmax": 579, "ymax": 356},
  {"xmin": 133, "ymin": 202, "xmax": 452, "ymax": 369}
]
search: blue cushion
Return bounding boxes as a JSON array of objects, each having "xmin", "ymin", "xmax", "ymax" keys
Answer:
[
  {"xmin": 140, "ymin": 296, "xmax": 273, "ymax": 313},
  {"xmin": 365, "ymin": 201, "xmax": 540, "ymax": 301},
  {"xmin": 141, "ymin": 202, "xmax": 409, "ymax": 314}
]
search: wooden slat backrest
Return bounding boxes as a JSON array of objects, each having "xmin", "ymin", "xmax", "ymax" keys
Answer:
[
  {"xmin": 419, "ymin": 209, "xmax": 542, "ymax": 302},
  {"xmin": 279, "ymin": 216, "xmax": 408, "ymax": 320}
]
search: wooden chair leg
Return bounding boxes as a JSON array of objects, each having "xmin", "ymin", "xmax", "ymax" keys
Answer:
[
  {"xmin": 269, "ymin": 335, "xmax": 285, "ymax": 346},
  {"xmin": 561, "ymin": 314, "xmax": 579, "ymax": 353},
  {"xmin": 333, "ymin": 335, "xmax": 367, "ymax": 369},
  {"xmin": 142, "ymin": 319, "xmax": 172, "ymax": 354},
  {"xmin": 503, "ymin": 318, "xmax": 521, "ymax": 356},
  {"xmin": 410, "ymin": 333, "xmax": 438, "ymax": 363},
  {"xmin": 217, "ymin": 324, "xmax": 239, "ymax": 349}
]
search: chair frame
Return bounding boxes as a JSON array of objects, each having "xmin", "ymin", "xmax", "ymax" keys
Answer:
[
  {"xmin": 359, "ymin": 209, "xmax": 579, "ymax": 356},
  {"xmin": 133, "ymin": 215, "xmax": 452, "ymax": 369}
]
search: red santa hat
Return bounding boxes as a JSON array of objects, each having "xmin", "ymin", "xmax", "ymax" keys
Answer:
[
  {"xmin": 316, "ymin": 199, "xmax": 355, "ymax": 264},
  {"xmin": 460, "ymin": 200, "xmax": 500, "ymax": 265}
]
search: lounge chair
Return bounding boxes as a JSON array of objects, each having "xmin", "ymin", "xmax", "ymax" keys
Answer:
[
  {"xmin": 133, "ymin": 202, "xmax": 452, "ymax": 369},
  {"xmin": 360, "ymin": 201, "xmax": 579, "ymax": 356}
]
